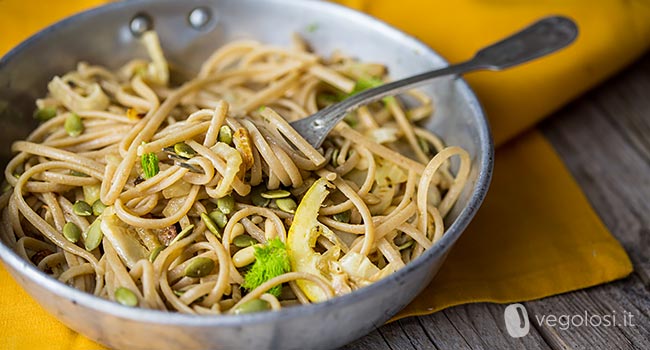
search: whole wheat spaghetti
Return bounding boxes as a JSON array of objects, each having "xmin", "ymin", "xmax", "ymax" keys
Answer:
[{"xmin": 0, "ymin": 32, "xmax": 470, "ymax": 314}]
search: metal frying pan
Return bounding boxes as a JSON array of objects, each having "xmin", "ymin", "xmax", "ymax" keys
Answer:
[{"xmin": 0, "ymin": 0, "xmax": 493, "ymax": 348}]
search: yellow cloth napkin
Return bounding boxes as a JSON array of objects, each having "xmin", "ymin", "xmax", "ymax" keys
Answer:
[{"xmin": 0, "ymin": 0, "xmax": 645, "ymax": 348}]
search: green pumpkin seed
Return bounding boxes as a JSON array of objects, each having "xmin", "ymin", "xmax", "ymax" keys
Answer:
[
  {"xmin": 397, "ymin": 240, "xmax": 414, "ymax": 251},
  {"xmin": 261, "ymin": 189, "xmax": 291, "ymax": 199},
  {"xmin": 149, "ymin": 246, "xmax": 164, "ymax": 263},
  {"xmin": 417, "ymin": 137, "xmax": 430, "ymax": 155},
  {"xmin": 173, "ymin": 142, "xmax": 197, "ymax": 158},
  {"xmin": 218, "ymin": 125, "xmax": 233, "ymax": 145},
  {"xmin": 72, "ymin": 201, "xmax": 92, "ymax": 216},
  {"xmin": 331, "ymin": 148, "xmax": 340, "ymax": 167},
  {"xmin": 232, "ymin": 235, "xmax": 257, "ymax": 248},
  {"xmin": 92, "ymin": 200, "xmax": 106, "ymax": 216},
  {"xmin": 33, "ymin": 107, "xmax": 57, "ymax": 122},
  {"xmin": 12, "ymin": 164, "xmax": 24, "ymax": 179},
  {"xmin": 216, "ymin": 195, "xmax": 235, "ymax": 214},
  {"xmin": 173, "ymin": 290, "xmax": 185, "ymax": 297},
  {"xmin": 276, "ymin": 197, "xmax": 297, "ymax": 213},
  {"xmin": 250, "ymin": 186, "xmax": 270, "ymax": 207},
  {"xmin": 115, "ymin": 287, "xmax": 138, "ymax": 307},
  {"xmin": 63, "ymin": 222, "xmax": 81, "ymax": 243},
  {"xmin": 83, "ymin": 184, "xmax": 101, "ymax": 206},
  {"xmin": 134, "ymin": 65, "xmax": 147, "ymax": 77},
  {"xmin": 333, "ymin": 210, "xmax": 351, "ymax": 223},
  {"xmin": 69, "ymin": 170, "xmax": 89, "ymax": 177},
  {"xmin": 184, "ymin": 257, "xmax": 215, "ymax": 278},
  {"xmin": 316, "ymin": 93, "xmax": 340, "ymax": 106},
  {"xmin": 209, "ymin": 210, "xmax": 228, "ymax": 228},
  {"xmin": 1, "ymin": 182, "xmax": 11, "ymax": 194},
  {"xmin": 343, "ymin": 113, "xmax": 358, "ymax": 128},
  {"xmin": 84, "ymin": 218, "xmax": 103, "ymax": 251},
  {"xmin": 169, "ymin": 224, "xmax": 194, "ymax": 246},
  {"xmin": 200, "ymin": 213, "xmax": 222, "ymax": 238},
  {"xmin": 64, "ymin": 113, "xmax": 84, "ymax": 137},
  {"xmin": 232, "ymin": 299, "xmax": 271, "ymax": 315}
]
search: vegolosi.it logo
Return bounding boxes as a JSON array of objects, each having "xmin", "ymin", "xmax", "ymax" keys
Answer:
[
  {"xmin": 503, "ymin": 303, "xmax": 635, "ymax": 338},
  {"xmin": 504, "ymin": 303, "xmax": 530, "ymax": 337}
]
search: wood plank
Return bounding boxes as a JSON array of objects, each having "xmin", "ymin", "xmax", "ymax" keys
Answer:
[
  {"xmin": 341, "ymin": 316, "xmax": 446, "ymax": 350},
  {"xmin": 524, "ymin": 275, "xmax": 650, "ymax": 350},
  {"xmin": 345, "ymin": 302, "xmax": 552, "ymax": 350},
  {"xmin": 341, "ymin": 329, "xmax": 392, "ymax": 350},
  {"xmin": 542, "ymin": 53, "xmax": 650, "ymax": 279},
  {"xmin": 440, "ymin": 303, "xmax": 551, "ymax": 349},
  {"xmin": 377, "ymin": 320, "xmax": 438, "ymax": 350},
  {"xmin": 416, "ymin": 311, "xmax": 472, "ymax": 350}
]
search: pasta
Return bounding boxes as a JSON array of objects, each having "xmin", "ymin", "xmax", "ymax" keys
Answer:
[{"xmin": 0, "ymin": 32, "xmax": 470, "ymax": 314}]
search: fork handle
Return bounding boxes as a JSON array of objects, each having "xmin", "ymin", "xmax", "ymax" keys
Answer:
[{"xmin": 289, "ymin": 16, "xmax": 578, "ymax": 148}]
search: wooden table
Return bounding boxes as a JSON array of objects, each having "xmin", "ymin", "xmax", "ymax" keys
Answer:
[{"xmin": 344, "ymin": 54, "xmax": 650, "ymax": 349}]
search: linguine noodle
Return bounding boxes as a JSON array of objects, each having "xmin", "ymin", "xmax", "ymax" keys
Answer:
[{"xmin": 0, "ymin": 32, "xmax": 470, "ymax": 314}]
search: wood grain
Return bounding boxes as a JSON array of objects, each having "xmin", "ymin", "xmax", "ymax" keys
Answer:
[
  {"xmin": 525, "ymin": 276, "xmax": 650, "ymax": 350},
  {"xmin": 342, "ymin": 52, "xmax": 650, "ymax": 350}
]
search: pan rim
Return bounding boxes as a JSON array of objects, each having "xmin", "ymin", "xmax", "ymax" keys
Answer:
[{"xmin": 0, "ymin": 0, "xmax": 493, "ymax": 327}]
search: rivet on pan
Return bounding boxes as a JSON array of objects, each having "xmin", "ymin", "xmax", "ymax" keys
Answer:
[
  {"xmin": 188, "ymin": 7, "xmax": 212, "ymax": 30},
  {"xmin": 130, "ymin": 13, "xmax": 152, "ymax": 37}
]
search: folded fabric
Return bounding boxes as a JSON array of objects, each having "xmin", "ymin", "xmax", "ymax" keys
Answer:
[{"xmin": 1, "ymin": 0, "xmax": 646, "ymax": 348}]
